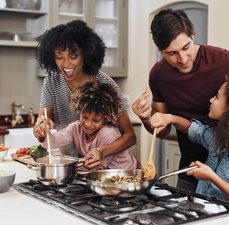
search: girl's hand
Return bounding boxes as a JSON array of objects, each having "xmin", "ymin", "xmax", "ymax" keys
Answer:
[
  {"xmin": 80, "ymin": 148, "xmax": 103, "ymax": 169},
  {"xmin": 187, "ymin": 161, "xmax": 214, "ymax": 181},
  {"xmin": 149, "ymin": 112, "xmax": 171, "ymax": 133}
]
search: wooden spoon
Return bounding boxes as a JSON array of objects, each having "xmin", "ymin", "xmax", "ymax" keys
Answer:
[{"xmin": 143, "ymin": 128, "xmax": 157, "ymax": 180}]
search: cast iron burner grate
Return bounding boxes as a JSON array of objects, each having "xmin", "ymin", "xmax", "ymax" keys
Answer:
[{"xmin": 14, "ymin": 180, "xmax": 229, "ymax": 225}]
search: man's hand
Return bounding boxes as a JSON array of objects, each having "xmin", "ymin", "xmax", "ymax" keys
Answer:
[{"xmin": 132, "ymin": 91, "xmax": 152, "ymax": 122}]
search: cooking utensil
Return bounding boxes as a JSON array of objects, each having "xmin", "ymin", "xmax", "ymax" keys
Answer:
[
  {"xmin": 143, "ymin": 128, "xmax": 157, "ymax": 180},
  {"xmin": 27, "ymin": 155, "xmax": 83, "ymax": 186},
  {"xmin": 44, "ymin": 108, "xmax": 52, "ymax": 164},
  {"xmin": 86, "ymin": 166, "xmax": 198, "ymax": 196}
]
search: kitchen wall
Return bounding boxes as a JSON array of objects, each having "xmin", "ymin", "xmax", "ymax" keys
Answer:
[{"xmin": 119, "ymin": 0, "xmax": 229, "ymax": 164}]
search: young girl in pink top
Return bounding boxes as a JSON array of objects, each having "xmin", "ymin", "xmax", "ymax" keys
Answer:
[{"xmin": 40, "ymin": 80, "xmax": 137, "ymax": 171}]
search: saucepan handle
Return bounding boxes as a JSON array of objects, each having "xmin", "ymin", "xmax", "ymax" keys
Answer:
[
  {"xmin": 27, "ymin": 164, "xmax": 39, "ymax": 170},
  {"xmin": 76, "ymin": 160, "xmax": 84, "ymax": 168},
  {"xmin": 157, "ymin": 165, "xmax": 198, "ymax": 181}
]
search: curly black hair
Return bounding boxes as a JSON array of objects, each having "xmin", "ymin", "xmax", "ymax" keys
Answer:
[
  {"xmin": 36, "ymin": 20, "xmax": 106, "ymax": 75},
  {"xmin": 215, "ymin": 80, "xmax": 229, "ymax": 153},
  {"xmin": 70, "ymin": 80, "xmax": 122, "ymax": 125}
]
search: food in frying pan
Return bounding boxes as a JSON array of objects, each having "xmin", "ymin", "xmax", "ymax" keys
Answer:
[{"xmin": 97, "ymin": 175, "xmax": 142, "ymax": 184}]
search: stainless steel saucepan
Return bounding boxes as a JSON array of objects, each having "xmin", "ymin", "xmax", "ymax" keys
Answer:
[
  {"xmin": 86, "ymin": 166, "xmax": 198, "ymax": 196},
  {"xmin": 27, "ymin": 155, "xmax": 83, "ymax": 186}
]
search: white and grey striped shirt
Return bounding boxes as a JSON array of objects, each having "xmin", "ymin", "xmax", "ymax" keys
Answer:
[{"xmin": 40, "ymin": 71, "xmax": 127, "ymax": 131}]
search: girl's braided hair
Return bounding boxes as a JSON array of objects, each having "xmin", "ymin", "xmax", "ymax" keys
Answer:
[{"xmin": 71, "ymin": 80, "xmax": 122, "ymax": 125}]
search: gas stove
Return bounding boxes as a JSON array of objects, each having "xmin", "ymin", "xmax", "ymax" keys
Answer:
[{"xmin": 13, "ymin": 178, "xmax": 229, "ymax": 225}]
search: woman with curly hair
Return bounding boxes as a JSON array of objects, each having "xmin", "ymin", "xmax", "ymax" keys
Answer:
[
  {"xmin": 40, "ymin": 80, "xmax": 137, "ymax": 171},
  {"xmin": 33, "ymin": 20, "xmax": 136, "ymax": 169},
  {"xmin": 150, "ymin": 80, "xmax": 229, "ymax": 201}
]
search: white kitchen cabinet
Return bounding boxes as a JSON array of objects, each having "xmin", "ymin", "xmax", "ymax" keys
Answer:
[
  {"xmin": 0, "ymin": 0, "xmax": 128, "ymax": 115},
  {"xmin": 0, "ymin": 1, "xmax": 50, "ymax": 48},
  {"xmin": 162, "ymin": 139, "xmax": 181, "ymax": 186},
  {"xmin": 127, "ymin": 124, "xmax": 141, "ymax": 163},
  {"xmin": 50, "ymin": 0, "xmax": 128, "ymax": 77}
]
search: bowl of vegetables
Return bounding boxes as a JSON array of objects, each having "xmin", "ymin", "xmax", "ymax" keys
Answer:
[
  {"xmin": 0, "ymin": 143, "xmax": 10, "ymax": 161},
  {"xmin": 0, "ymin": 170, "xmax": 16, "ymax": 193}
]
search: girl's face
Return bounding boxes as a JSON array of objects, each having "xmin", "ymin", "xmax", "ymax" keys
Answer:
[
  {"xmin": 209, "ymin": 82, "xmax": 228, "ymax": 120},
  {"xmin": 80, "ymin": 112, "xmax": 105, "ymax": 138},
  {"xmin": 55, "ymin": 48, "xmax": 84, "ymax": 81}
]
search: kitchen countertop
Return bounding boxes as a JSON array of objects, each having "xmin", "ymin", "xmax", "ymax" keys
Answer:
[
  {"xmin": 0, "ymin": 149, "xmax": 92, "ymax": 225},
  {"xmin": 1, "ymin": 149, "xmax": 229, "ymax": 225}
]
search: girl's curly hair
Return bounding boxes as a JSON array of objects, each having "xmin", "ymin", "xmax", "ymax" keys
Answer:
[
  {"xmin": 70, "ymin": 80, "xmax": 122, "ymax": 125},
  {"xmin": 215, "ymin": 80, "xmax": 229, "ymax": 153},
  {"xmin": 36, "ymin": 20, "xmax": 106, "ymax": 76}
]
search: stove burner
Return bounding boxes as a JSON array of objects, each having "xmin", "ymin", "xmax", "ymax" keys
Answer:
[
  {"xmin": 102, "ymin": 196, "xmax": 123, "ymax": 206},
  {"xmin": 178, "ymin": 201, "xmax": 205, "ymax": 211},
  {"xmin": 89, "ymin": 196, "xmax": 141, "ymax": 213},
  {"xmin": 29, "ymin": 180, "xmax": 50, "ymax": 191},
  {"xmin": 128, "ymin": 213, "xmax": 152, "ymax": 225},
  {"xmin": 55, "ymin": 184, "xmax": 87, "ymax": 196}
]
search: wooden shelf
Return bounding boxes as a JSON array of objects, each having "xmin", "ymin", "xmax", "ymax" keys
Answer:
[
  {"xmin": 0, "ymin": 8, "xmax": 47, "ymax": 18},
  {"xmin": 59, "ymin": 12, "xmax": 84, "ymax": 18},
  {"xmin": 0, "ymin": 40, "xmax": 37, "ymax": 47}
]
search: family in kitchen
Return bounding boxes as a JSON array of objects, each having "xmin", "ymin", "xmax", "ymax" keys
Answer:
[{"xmin": 5, "ymin": 8, "xmax": 227, "ymax": 202}]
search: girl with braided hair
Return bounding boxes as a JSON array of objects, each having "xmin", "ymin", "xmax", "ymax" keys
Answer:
[{"xmin": 40, "ymin": 80, "xmax": 137, "ymax": 171}]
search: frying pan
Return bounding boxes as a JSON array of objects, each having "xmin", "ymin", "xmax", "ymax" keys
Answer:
[{"xmin": 86, "ymin": 166, "xmax": 198, "ymax": 196}]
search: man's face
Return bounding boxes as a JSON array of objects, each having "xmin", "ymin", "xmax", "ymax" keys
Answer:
[{"xmin": 161, "ymin": 33, "xmax": 197, "ymax": 74}]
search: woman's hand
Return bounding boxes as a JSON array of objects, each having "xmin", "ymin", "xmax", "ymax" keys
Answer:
[
  {"xmin": 80, "ymin": 148, "xmax": 103, "ymax": 169},
  {"xmin": 33, "ymin": 115, "xmax": 54, "ymax": 142}
]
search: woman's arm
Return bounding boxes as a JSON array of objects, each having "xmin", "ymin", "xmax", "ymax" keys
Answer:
[
  {"xmin": 187, "ymin": 161, "xmax": 229, "ymax": 198},
  {"xmin": 101, "ymin": 111, "xmax": 136, "ymax": 156}
]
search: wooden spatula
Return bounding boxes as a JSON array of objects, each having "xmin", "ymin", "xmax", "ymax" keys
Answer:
[{"xmin": 143, "ymin": 128, "xmax": 157, "ymax": 180}]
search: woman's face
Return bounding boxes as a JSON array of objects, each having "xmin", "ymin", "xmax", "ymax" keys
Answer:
[
  {"xmin": 80, "ymin": 112, "xmax": 105, "ymax": 138},
  {"xmin": 209, "ymin": 82, "xmax": 228, "ymax": 120},
  {"xmin": 55, "ymin": 48, "xmax": 84, "ymax": 81}
]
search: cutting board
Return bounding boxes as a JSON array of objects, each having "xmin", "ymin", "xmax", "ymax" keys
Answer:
[{"xmin": 11, "ymin": 153, "xmax": 36, "ymax": 166}]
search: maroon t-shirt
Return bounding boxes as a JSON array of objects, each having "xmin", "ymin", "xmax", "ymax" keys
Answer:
[{"xmin": 149, "ymin": 45, "xmax": 229, "ymax": 185}]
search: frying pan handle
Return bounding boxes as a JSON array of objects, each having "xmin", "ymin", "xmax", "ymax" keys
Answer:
[{"xmin": 157, "ymin": 165, "xmax": 198, "ymax": 181}]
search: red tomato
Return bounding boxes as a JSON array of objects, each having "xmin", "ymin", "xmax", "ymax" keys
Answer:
[
  {"xmin": 16, "ymin": 147, "xmax": 30, "ymax": 155},
  {"xmin": 26, "ymin": 149, "xmax": 30, "ymax": 155}
]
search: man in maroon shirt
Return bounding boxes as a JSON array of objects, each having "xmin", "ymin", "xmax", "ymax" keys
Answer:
[{"xmin": 132, "ymin": 9, "xmax": 229, "ymax": 192}]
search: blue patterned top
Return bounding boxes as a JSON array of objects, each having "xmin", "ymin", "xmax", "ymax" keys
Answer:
[{"xmin": 188, "ymin": 119, "xmax": 229, "ymax": 201}]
